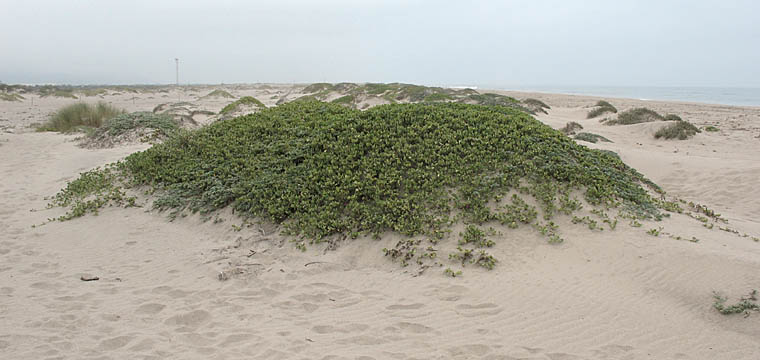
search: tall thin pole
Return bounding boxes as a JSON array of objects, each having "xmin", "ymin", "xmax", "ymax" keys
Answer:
[
  {"xmin": 175, "ymin": 58, "xmax": 180, "ymax": 101},
  {"xmin": 175, "ymin": 58, "xmax": 179, "ymax": 86}
]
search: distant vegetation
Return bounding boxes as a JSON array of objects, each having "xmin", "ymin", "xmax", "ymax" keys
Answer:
[
  {"xmin": 664, "ymin": 114, "xmax": 682, "ymax": 121},
  {"xmin": 574, "ymin": 132, "xmax": 612, "ymax": 143},
  {"xmin": 219, "ymin": 96, "xmax": 265, "ymax": 115},
  {"xmin": 37, "ymin": 102, "xmax": 124, "ymax": 133},
  {"xmin": 561, "ymin": 121, "xmax": 584, "ymax": 135},
  {"xmin": 654, "ymin": 120, "xmax": 701, "ymax": 140},
  {"xmin": 423, "ymin": 93, "xmax": 454, "ymax": 102},
  {"xmin": 41, "ymin": 89, "xmax": 78, "ymax": 99},
  {"xmin": 80, "ymin": 88, "xmax": 108, "ymax": 97},
  {"xmin": 331, "ymin": 95, "xmax": 355, "ymax": 106},
  {"xmin": 605, "ymin": 108, "xmax": 664, "ymax": 125},
  {"xmin": 587, "ymin": 100, "xmax": 617, "ymax": 119},
  {"xmin": 0, "ymin": 93, "xmax": 24, "ymax": 102},
  {"xmin": 522, "ymin": 98, "xmax": 550, "ymax": 114},
  {"xmin": 300, "ymin": 82, "xmax": 532, "ymax": 113},
  {"xmin": 302, "ymin": 83, "xmax": 334, "ymax": 93},
  {"xmin": 201, "ymin": 89, "xmax": 235, "ymax": 99}
]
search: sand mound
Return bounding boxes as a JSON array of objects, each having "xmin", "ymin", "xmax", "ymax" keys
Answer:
[
  {"xmin": 80, "ymin": 112, "xmax": 180, "ymax": 148},
  {"xmin": 152, "ymin": 102, "xmax": 214, "ymax": 127},
  {"xmin": 50, "ymin": 100, "xmax": 673, "ymax": 274}
]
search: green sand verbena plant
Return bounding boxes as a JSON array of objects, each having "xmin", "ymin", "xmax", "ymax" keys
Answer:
[{"xmin": 52, "ymin": 101, "xmax": 666, "ymax": 245}]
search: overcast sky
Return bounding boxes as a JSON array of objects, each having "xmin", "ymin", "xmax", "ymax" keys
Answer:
[{"xmin": 1, "ymin": 0, "xmax": 758, "ymax": 87}]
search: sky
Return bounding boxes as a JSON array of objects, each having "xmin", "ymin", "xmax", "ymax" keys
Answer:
[{"xmin": 1, "ymin": 0, "xmax": 759, "ymax": 87}]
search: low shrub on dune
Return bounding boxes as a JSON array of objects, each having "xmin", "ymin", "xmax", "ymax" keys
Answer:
[
  {"xmin": 82, "ymin": 112, "xmax": 180, "ymax": 148},
  {"xmin": 201, "ymin": 89, "xmax": 235, "ymax": 99},
  {"xmin": 561, "ymin": 121, "xmax": 583, "ymax": 135},
  {"xmin": 523, "ymin": 98, "xmax": 550, "ymax": 114},
  {"xmin": 52, "ymin": 101, "xmax": 666, "ymax": 259},
  {"xmin": 606, "ymin": 107, "xmax": 664, "ymax": 125},
  {"xmin": 654, "ymin": 120, "xmax": 701, "ymax": 140},
  {"xmin": 587, "ymin": 100, "xmax": 617, "ymax": 119},
  {"xmin": 574, "ymin": 132, "xmax": 612, "ymax": 143},
  {"xmin": 219, "ymin": 96, "xmax": 266, "ymax": 115}
]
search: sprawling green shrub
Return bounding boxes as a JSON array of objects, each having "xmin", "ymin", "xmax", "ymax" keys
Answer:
[{"xmin": 53, "ymin": 101, "xmax": 664, "ymax": 243}]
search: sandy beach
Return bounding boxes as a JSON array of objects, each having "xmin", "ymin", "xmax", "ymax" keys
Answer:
[{"xmin": 1, "ymin": 85, "xmax": 759, "ymax": 359}]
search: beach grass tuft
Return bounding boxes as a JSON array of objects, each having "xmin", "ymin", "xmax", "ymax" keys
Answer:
[
  {"xmin": 219, "ymin": 96, "xmax": 265, "ymax": 115},
  {"xmin": 37, "ymin": 102, "xmax": 125, "ymax": 133},
  {"xmin": 606, "ymin": 107, "xmax": 664, "ymax": 125},
  {"xmin": 654, "ymin": 120, "xmax": 701, "ymax": 140},
  {"xmin": 587, "ymin": 100, "xmax": 617, "ymax": 119}
]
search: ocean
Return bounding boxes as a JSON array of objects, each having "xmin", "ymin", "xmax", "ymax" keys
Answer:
[{"xmin": 487, "ymin": 86, "xmax": 760, "ymax": 107}]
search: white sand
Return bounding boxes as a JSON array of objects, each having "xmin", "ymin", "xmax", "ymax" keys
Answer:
[{"xmin": 1, "ymin": 86, "xmax": 759, "ymax": 359}]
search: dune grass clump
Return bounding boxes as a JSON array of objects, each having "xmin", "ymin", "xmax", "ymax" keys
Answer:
[
  {"xmin": 465, "ymin": 93, "xmax": 532, "ymax": 114},
  {"xmin": 664, "ymin": 114, "xmax": 682, "ymax": 121},
  {"xmin": 0, "ymin": 93, "xmax": 25, "ymax": 102},
  {"xmin": 331, "ymin": 95, "xmax": 355, "ymax": 105},
  {"xmin": 704, "ymin": 125, "xmax": 719, "ymax": 132},
  {"xmin": 52, "ymin": 101, "xmax": 665, "ymax": 251},
  {"xmin": 574, "ymin": 132, "xmax": 612, "ymax": 144},
  {"xmin": 41, "ymin": 90, "xmax": 78, "ymax": 99},
  {"xmin": 37, "ymin": 102, "xmax": 125, "ymax": 133},
  {"xmin": 587, "ymin": 100, "xmax": 617, "ymax": 119},
  {"xmin": 561, "ymin": 121, "xmax": 584, "ymax": 135},
  {"xmin": 654, "ymin": 121, "xmax": 701, "ymax": 140},
  {"xmin": 423, "ymin": 93, "xmax": 454, "ymax": 102},
  {"xmin": 201, "ymin": 89, "xmax": 235, "ymax": 99},
  {"xmin": 80, "ymin": 88, "xmax": 108, "ymax": 97},
  {"xmin": 219, "ymin": 96, "xmax": 265, "ymax": 115},
  {"xmin": 303, "ymin": 83, "xmax": 334, "ymax": 93},
  {"xmin": 523, "ymin": 98, "xmax": 550, "ymax": 114},
  {"xmin": 606, "ymin": 108, "xmax": 664, "ymax": 125}
]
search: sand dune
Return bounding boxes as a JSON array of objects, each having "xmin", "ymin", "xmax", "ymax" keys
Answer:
[{"xmin": 1, "ymin": 85, "xmax": 759, "ymax": 359}]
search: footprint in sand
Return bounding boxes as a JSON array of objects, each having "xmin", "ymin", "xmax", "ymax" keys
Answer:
[
  {"xmin": 312, "ymin": 323, "xmax": 370, "ymax": 334},
  {"xmin": 397, "ymin": 322, "xmax": 434, "ymax": 334},
  {"xmin": 447, "ymin": 344, "xmax": 492, "ymax": 357},
  {"xmin": 455, "ymin": 303, "xmax": 503, "ymax": 317},
  {"xmin": 98, "ymin": 335, "xmax": 134, "ymax": 351},
  {"xmin": 385, "ymin": 303, "xmax": 425, "ymax": 310},
  {"xmin": 135, "ymin": 303, "xmax": 166, "ymax": 315},
  {"xmin": 164, "ymin": 309, "xmax": 211, "ymax": 328}
]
